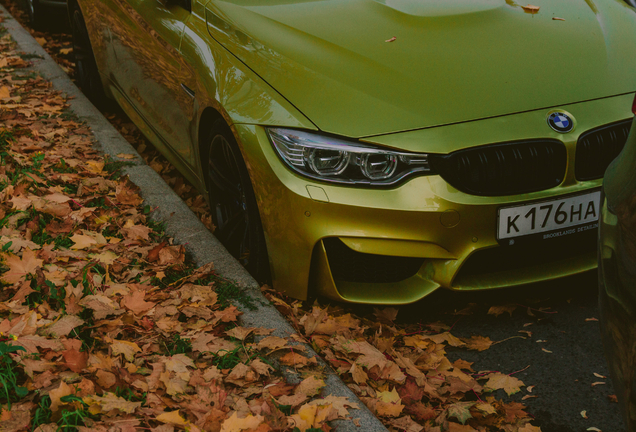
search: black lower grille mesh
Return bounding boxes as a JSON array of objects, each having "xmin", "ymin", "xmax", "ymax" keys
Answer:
[
  {"xmin": 431, "ymin": 140, "xmax": 567, "ymax": 196},
  {"xmin": 323, "ymin": 238, "xmax": 423, "ymax": 283},
  {"xmin": 576, "ymin": 120, "xmax": 632, "ymax": 181},
  {"xmin": 454, "ymin": 228, "xmax": 596, "ymax": 285}
]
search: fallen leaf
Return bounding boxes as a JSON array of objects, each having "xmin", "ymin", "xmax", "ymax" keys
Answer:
[
  {"xmin": 111, "ymin": 340, "xmax": 141, "ymax": 361},
  {"xmin": 553, "ymin": 17, "xmax": 565, "ymax": 20},
  {"xmin": 591, "ymin": 382, "xmax": 606, "ymax": 386},
  {"xmin": 385, "ymin": 36, "xmax": 397, "ymax": 42},
  {"xmin": 447, "ymin": 401, "xmax": 474, "ymax": 424},
  {"xmin": 483, "ymin": 372, "xmax": 524, "ymax": 396},
  {"xmin": 121, "ymin": 290, "xmax": 155, "ymax": 315},
  {"xmin": 43, "ymin": 315, "xmax": 84, "ymax": 337},
  {"xmin": 220, "ymin": 412, "xmax": 264, "ymax": 432},
  {"xmin": 593, "ymin": 372, "xmax": 606, "ymax": 379},
  {"xmin": 376, "ymin": 388, "xmax": 404, "ymax": 417},
  {"xmin": 463, "ymin": 335, "xmax": 493, "ymax": 351},
  {"xmin": 389, "ymin": 415, "xmax": 423, "ymax": 432},
  {"xmin": 488, "ymin": 304, "xmax": 517, "ymax": 317},
  {"xmin": 1, "ymin": 248, "xmax": 43, "ymax": 284},
  {"xmin": 522, "ymin": 4, "xmax": 540, "ymax": 13},
  {"xmin": 83, "ymin": 392, "xmax": 142, "ymax": 414},
  {"xmin": 156, "ymin": 410, "xmax": 190, "ymax": 426},
  {"xmin": 581, "ymin": 410, "xmax": 588, "ymax": 419}
]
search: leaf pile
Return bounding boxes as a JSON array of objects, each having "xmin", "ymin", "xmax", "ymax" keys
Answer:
[
  {"xmin": 0, "ymin": 19, "xmax": 359, "ymax": 431},
  {"xmin": 264, "ymin": 289, "xmax": 543, "ymax": 432},
  {"xmin": 0, "ymin": 0, "xmax": 215, "ymax": 235}
]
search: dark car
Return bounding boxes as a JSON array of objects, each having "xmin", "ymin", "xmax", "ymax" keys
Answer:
[{"xmin": 599, "ymin": 96, "xmax": 636, "ymax": 431}]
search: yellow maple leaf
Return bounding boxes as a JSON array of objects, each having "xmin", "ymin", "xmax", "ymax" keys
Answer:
[
  {"xmin": 376, "ymin": 388, "xmax": 404, "ymax": 417},
  {"xmin": 220, "ymin": 412, "xmax": 264, "ymax": 432},
  {"xmin": 70, "ymin": 234, "xmax": 97, "ymax": 250},
  {"xmin": 157, "ymin": 410, "xmax": 189, "ymax": 426},
  {"xmin": 110, "ymin": 339, "xmax": 141, "ymax": 362}
]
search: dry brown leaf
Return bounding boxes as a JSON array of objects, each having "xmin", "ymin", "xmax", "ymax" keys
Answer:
[
  {"xmin": 463, "ymin": 335, "xmax": 493, "ymax": 351},
  {"xmin": 121, "ymin": 290, "xmax": 155, "ymax": 315},
  {"xmin": 488, "ymin": 304, "xmax": 517, "ymax": 317},
  {"xmin": 1, "ymin": 248, "xmax": 43, "ymax": 284},
  {"xmin": 483, "ymin": 372, "xmax": 524, "ymax": 395},
  {"xmin": 522, "ymin": 4, "xmax": 540, "ymax": 13}
]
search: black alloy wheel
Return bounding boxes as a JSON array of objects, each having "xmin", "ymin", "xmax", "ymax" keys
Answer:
[
  {"xmin": 205, "ymin": 119, "xmax": 270, "ymax": 282},
  {"xmin": 69, "ymin": 3, "xmax": 106, "ymax": 106},
  {"xmin": 24, "ymin": 0, "xmax": 44, "ymax": 30}
]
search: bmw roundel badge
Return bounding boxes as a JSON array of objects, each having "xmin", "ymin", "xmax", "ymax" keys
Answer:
[{"xmin": 547, "ymin": 112, "xmax": 574, "ymax": 133}]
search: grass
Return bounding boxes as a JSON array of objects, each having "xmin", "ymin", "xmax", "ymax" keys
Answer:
[
  {"xmin": 18, "ymin": 53, "xmax": 44, "ymax": 60},
  {"xmin": 114, "ymin": 386, "xmax": 146, "ymax": 405},
  {"xmin": 0, "ymin": 341, "xmax": 27, "ymax": 409},
  {"xmin": 216, "ymin": 280, "xmax": 260, "ymax": 311},
  {"xmin": 163, "ymin": 334, "xmax": 192, "ymax": 355},
  {"xmin": 31, "ymin": 395, "xmax": 51, "ymax": 430},
  {"xmin": 57, "ymin": 395, "xmax": 95, "ymax": 430},
  {"xmin": 104, "ymin": 156, "xmax": 136, "ymax": 179}
]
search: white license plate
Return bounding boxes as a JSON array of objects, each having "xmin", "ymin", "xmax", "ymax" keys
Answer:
[{"xmin": 497, "ymin": 190, "xmax": 601, "ymax": 241}]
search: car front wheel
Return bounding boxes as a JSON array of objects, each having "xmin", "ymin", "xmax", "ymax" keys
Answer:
[
  {"xmin": 69, "ymin": 1, "xmax": 106, "ymax": 106},
  {"xmin": 24, "ymin": 0, "xmax": 45, "ymax": 30},
  {"xmin": 204, "ymin": 119, "xmax": 270, "ymax": 283}
]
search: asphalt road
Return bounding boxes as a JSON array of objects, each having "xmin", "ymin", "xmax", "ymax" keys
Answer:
[{"xmin": 392, "ymin": 271, "xmax": 624, "ymax": 432}]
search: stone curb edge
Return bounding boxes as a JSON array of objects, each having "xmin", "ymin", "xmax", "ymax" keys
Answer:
[{"xmin": 0, "ymin": 7, "xmax": 388, "ymax": 432}]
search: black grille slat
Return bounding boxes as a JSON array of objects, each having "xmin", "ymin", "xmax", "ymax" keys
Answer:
[
  {"xmin": 576, "ymin": 120, "xmax": 632, "ymax": 181},
  {"xmin": 324, "ymin": 238, "xmax": 423, "ymax": 283},
  {"xmin": 431, "ymin": 140, "xmax": 567, "ymax": 196}
]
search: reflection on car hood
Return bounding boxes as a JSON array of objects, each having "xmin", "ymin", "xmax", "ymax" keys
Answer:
[{"xmin": 205, "ymin": 0, "xmax": 636, "ymax": 138}]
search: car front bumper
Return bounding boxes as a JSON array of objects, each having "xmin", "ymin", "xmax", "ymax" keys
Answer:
[{"xmin": 234, "ymin": 93, "xmax": 634, "ymax": 304}]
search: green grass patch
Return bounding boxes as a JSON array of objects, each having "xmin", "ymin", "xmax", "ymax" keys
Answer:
[
  {"xmin": 163, "ymin": 334, "xmax": 192, "ymax": 356},
  {"xmin": 0, "ymin": 341, "xmax": 27, "ymax": 409}
]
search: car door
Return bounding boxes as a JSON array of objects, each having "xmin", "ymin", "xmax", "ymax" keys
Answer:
[{"xmin": 107, "ymin": 0, "xmax": 196, "ymax": 168}]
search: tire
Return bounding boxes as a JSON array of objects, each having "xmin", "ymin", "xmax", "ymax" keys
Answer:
[
  {"xmin": 204, "ymin": 119, "xmax": 270, "ymax": 283},
  {"xmin": 25, "ymin": 0, "xmax": 45, "ymax": 30},
  {"xmin": 69, "ymin": 2, "xmax": 107, "ymax": 107}
]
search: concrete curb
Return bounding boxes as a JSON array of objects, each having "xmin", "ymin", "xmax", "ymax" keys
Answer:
[{"xmin": 0, "ymin": 7, "xmax": 388, "ymax": 432}]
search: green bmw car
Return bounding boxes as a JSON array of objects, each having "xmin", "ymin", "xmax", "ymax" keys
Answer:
[{"xmin": 70, "ymin": 0, "xmax": 636, "ymax": 304}]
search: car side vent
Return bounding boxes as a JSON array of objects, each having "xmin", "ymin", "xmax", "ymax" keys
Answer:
[
  {"xmin": 430, "ymin": 140, "xmax": 567, "ymax": 196},
  {"xmin": 575, "ymin": 119, "xmax": 632, "ymax": 181},
  {"xmin": 323, "ymin": 238, "xmax": 423, "ymax": 283}
]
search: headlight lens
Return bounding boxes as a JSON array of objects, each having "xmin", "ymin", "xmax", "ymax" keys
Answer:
[{"xmin": 267, "ymin": 128, "xmax": 433, "ymax": 185}]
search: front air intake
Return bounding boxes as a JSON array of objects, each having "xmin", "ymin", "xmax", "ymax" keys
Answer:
[{"xmin": 323, "ymin": 238, "xmax": 423, "ymax": 283}]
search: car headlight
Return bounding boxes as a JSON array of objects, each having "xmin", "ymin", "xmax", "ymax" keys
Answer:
[{"xmin": 267, "ymin": 128, "xmax": 433, "ymax": 185}]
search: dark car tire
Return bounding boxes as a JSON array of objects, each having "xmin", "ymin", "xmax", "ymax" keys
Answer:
[
  {"xmin": 25, "ymin": 0, "xmax": 46, "ymax": 30},
  {"xmin": 204, "ymin": 119, "xmax": 271, "ymax": 283},
  {"xmin": 69, "ymin": 2, "xmax": 107, "ymax": 107}
]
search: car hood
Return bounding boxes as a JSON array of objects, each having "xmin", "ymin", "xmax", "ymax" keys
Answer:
[{"xmin": 205, "ymin": 0, "xmax": 636, "ymax": 138}]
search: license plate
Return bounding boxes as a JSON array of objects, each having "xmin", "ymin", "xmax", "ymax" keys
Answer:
[{"xmin": 497, "ymin": 190, "xmax": 601, "ymax": 242}]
